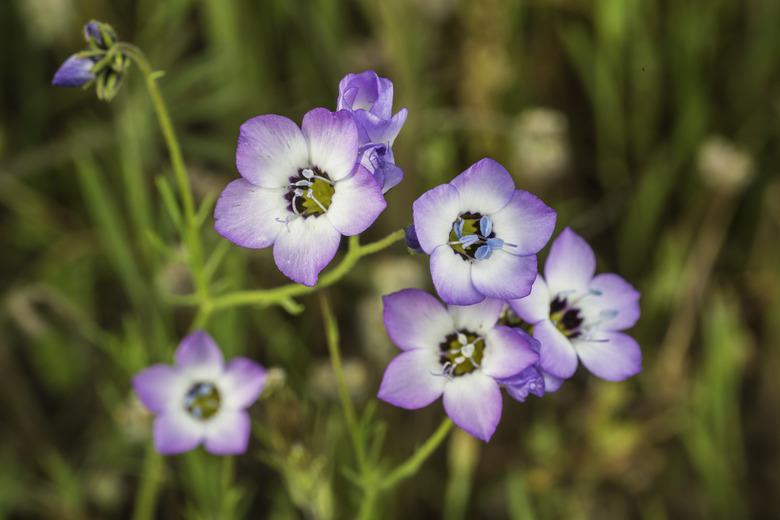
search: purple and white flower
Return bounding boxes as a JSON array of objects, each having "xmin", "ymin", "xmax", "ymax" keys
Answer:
[
  {"xmin": 508, "ymin": 228, "xmax": 642, "ymax": 382},
  {"xmin": 337, "ymin": 71, "xmax": 407, "ymax": 192},
  {"xmin": 133, "ymin": 331, "xmax": 267, "ymax": 456},
  {"xmin": 214, "ymin": 108, "xmax": 387, "ymax": 286},
  {"xmin": 412, "ymin": 158, "xmax": 556, "ymax": 306},
  {"xmin": 378, "ymin": 289, "xmax": 539, "ymax": 441}
]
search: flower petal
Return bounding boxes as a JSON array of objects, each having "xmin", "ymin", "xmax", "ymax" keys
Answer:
[
  {"xmin": 236, "ymin": 115, "xmax": 308, "ymax": 188},
  {"xmin": 491, "ymin": 190, "xmax": 556, "ymax": 255},
  {"xmin": 337, "ymin": 71, "xmax": 383, "ymax": 114},
  {"xmin": 443, "ymin": 373, "xmax": 502, "ymax": 442},
  {"xmin": 481, "ymin": 326, "xmax": 540, "ymax": 378},
  {"xmin": 450, "ymin": 158, "xmax": 515, "ymax": 214},
  {"xmin": 543, "ymin": 372, "xmax": 564, "ymax": 393},
  {"xmin": 154, "ymin": 412, "xmax": 204, "ymax": 455},
  {"xmin": 202, "ymin": 410, "xmax": 251, "ymax": 455},
  {"xmin": 382, "ymin": 289, "xmax": 454, "ymax": 351},
  {"xmin": 175, "ymin": 331, "xmax": 224, "ymax": 379},
  {"xmin": 508, "ymin": 275, "xmax": 550, "ymax": 324},
  {"xmin": 378, "ymin": 349, "xmax": 446, "ymax": 409},
  {"xmin": 52, "ymin": 55, "xmax": 94, "ymax": 87},
  {"xmin": 133, "ymin": 364, "xmax": 186, "ymax": 414},
  {"xmin": 430, "ymin": 246, "xmax": 484, "ymax": 305},
  {"xmin": 357, "ymin": 108, "xmax": 408, "ymax": 146},
  {"xmin": 272, "ymin": 216, "xmax": 341, "ymax": 286},
  {"xmin": 471, "ymin": 250, "xmax": 537, "ymax": 301},
  {"xmin": 327, "ymin": 165, "xmax": 386, "ymax": 235},
  {"xmin": 412, "ymin": 184, "xmax": 462, "ymax": 254},
  {"xmin": 575, "ymin": 331, "xmax": 642, "ymax": 381},
  {"xmin": 302, "ymin": 108, "xmax": 359, "ymax": 181},
  {"xmin": 544, "ymin": 228, "xmax": 596, "ymax": 296},
  {"xmin": 500, "ymin": 366, "xmax": 545, "ymax": 402},
  {"xmin": 534, "ymin": 319, "xmax": 578, "ymax": 379},
  {"xmin": 581, "ymin": 273, "xmax": 641, "ymax": 331},
  {"xmin": 214, "ymin": 179, "xmax": 288, "ymax": 249},
  {"xmin": 219, "ymin": 358, "xmax": 267, "ymax": 409},
  {"xmin": 447, "ymin": 298, "xmax": 504, "ymax": 333}
]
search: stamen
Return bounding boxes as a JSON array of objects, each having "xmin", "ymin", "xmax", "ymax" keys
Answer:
[
  {"xmin": 479, "ymin": 215, "xmax": 492, "ymax": 237},
  {"xmin": 308, "ymin": 191, "xmax": 328, "ymax": 213},
  {"xmin": 475, "ymin": 244, "xmax": 492, "ymax": 260},
  {"xmin": 458, "ymin": 234, "xmax": 480, "ymax": 248}
]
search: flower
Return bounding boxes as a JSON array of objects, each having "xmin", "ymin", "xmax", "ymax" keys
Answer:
[
  {"xmin": 52, "ymin": 20, "xmax": 129, "ymax": 101},
  {"xmin": 214, "ymin": 108, "xmax": 387, "ymax": 286},
  {"xmin": 378, "ymin": 289, "xmax": 539, "ymax": 441},
  {"xmin": 133, "ymin": 331, "xmax": 267, "ymax": 455},
  {"xmin": 52, "ymin": 55, "xmax": 95, "ymax": 87},
  {"xmin": 412, "ymin": 158, "xmax": 556, "ymax": 305},
  {"xmin": 337, "ymin": 71, "xmax": 408, "ymax": 192},
  {"xmin": 495, "ymin": 329, "xmax": 565, "ymax": 402},
  {"xmin": 508, "ymin": 228, "xmax": 642, "ymax": 382}
]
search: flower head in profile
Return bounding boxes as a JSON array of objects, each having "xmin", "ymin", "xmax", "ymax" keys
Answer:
[
  {"xmin": 52, "ymin": 20, "xmax": 129, "ymax": 101},
  {"xmin": 508, "ymin": 228, "xmax": 642, "ymax": 382},
  {"xmin": 378, "ymin": 289, "xmax": 539, "ymax": 441},
  {"xmin": 412, "ymin": 158, "xmax": 556, "ymax": 305},
  {"xmin": 214, "ymin": 108, "xmax": 386, "ymax": 286},
  {"xmin": 133, "ymin": 331, "xmax": 267, "ymax": 455},
  {"xmin": 337, "ymin": 71, "xmax": 408, "ymax": 193},
  {"xmin": 492, "ymin": 322, "xmax": 564, "ymax": 401}
]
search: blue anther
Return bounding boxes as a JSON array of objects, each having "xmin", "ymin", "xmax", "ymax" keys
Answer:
[
  {"xmin": 475, "ymin": 244, "xmax": 492, "ymax": 260},
  {"xmin": 479, "ymin": 215, "xmax": 492, "ymax": 237},
  {"xmin": 486, "ymin": 237, "xmax": 504, "ymax": 249},
  {"xmin": 459, "ymin": 234, "xmax": 480, "ymax": 248}
]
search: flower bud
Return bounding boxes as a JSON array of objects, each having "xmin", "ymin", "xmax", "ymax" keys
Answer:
[{"xmin": 52, "ymin": 20, "xmax": 129, "ymax": 102}]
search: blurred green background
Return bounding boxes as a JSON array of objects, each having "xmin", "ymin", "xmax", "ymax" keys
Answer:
[{"xmin": 2, "ymin": 0, "xmax": 779, "ymax": 518}]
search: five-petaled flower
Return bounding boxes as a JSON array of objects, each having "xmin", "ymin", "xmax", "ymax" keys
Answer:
[
  {"xmin": 412, "ymin": 158, "xmax": 556, "ymax": 306},
  {"xmin": 508, "ymin": 228, "xmax": 642, "ymax": 382},
  {"xmin": 133, "ymin": 331, "xmax": 267, "ymax": 455},
  {"xmin": 337, "ymin": 70, "xmax": 407, "ymax": 193},
  {"xmin": 378, "ymin": 289, "xmax": 539, "ymax": 441},
  {"xmin": 214, "ymin": 108, "xmax": 387, "ymax": 286}
]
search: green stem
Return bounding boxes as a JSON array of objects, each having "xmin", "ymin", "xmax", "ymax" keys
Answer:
[
  {"xmin": 356, "ymin": 486, "xmax": 379, "ymax": 520},
  {"xmin": 132, "ymin": 443, "xmax": 163, "ymax": 520},
  {"xmin": 118, "ymin": 43, "xmax": 211, "ymax": 519},
  {"xmin": 208, "ymin": 229, "xmax": 405, "ymax": 312},
  {"xmin": 221, "ymin": 456, "xmax": 236, "ymax": 520},
  {"xmin": 118, "ymin": 43, "xmax": 209, "ymax": 303},
  {"xmin": 320, "ymin": 293, "xmax": 367, "ymax": 472},
  {"xmin": 381, "ymin": 418, "xmax": 454, "ymax": 490}
]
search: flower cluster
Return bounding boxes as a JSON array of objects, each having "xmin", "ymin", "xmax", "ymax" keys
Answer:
[
  {"xmin": 213, "ymin": 70, "xmax": 406, "ymax": 286},
  {"xmin": 378, "ymin": 226, "xmax": 641, "ymax": 441},
  {"xmin": 52, "ymin": 20, "xmax": 129, "ymax": 101},
  {"xmin": 54, "ymin": 21, "xmax": 641, "ymax": 453}
]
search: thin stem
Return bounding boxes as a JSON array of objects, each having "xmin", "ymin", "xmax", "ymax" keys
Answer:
[
  {"xmin": 220, "ymin": 456, "xmax": 236, "ymax": 520},
  {"xmin": 208, "ymin": 229, "xmax": 405, "ymax": 312},
  {"xmin": 132, "ymin": 442, "xmax": 163, "ymax": 520},
  {"xmin": 356, "ymin": 486, "xmax": 379, "ymax": 520},
  {"xmin": 320, "ymin": 293, "xmax": 367, "ymax": 472},
  {"xmin": 118, "ymin": 43, "xmax": 209, "ymax": 302},
  {"xmin": 118, "ymin": 42, "xmax": 210, "ymax": 519},
  {"xmin": 381, "ymin": 418, "xmax": 454, "ymax": 490}
]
